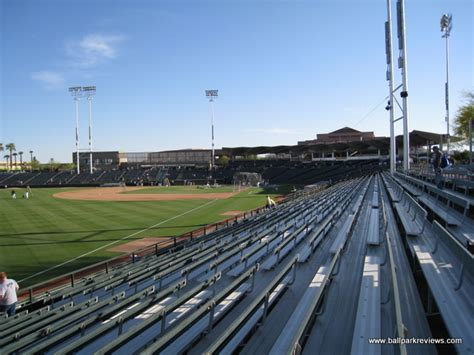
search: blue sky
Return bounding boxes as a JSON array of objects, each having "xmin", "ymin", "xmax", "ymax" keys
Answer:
[{"xmin": 1, "ymin": 0, "xmax": 472, "ymax": 163}]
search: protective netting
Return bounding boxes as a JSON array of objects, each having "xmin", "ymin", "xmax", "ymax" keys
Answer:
[{"xmin": 233, "ymin": 172, "xmax": 262, "ymax": 187}]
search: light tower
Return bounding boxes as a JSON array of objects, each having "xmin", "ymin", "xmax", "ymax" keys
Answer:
[
  {"xmin": 205, "ymin": 89, "xmax": 218, "ymax": 171},
  {"xmin": 440, "ymin": 14, "xmax": 452, "ymax": 153},
  {"xmin": 397, "ymin": 0, "xmax": 410, "ymax": 171},
  {"xmin": 385, "ymin": 0, "xmax": 396, "ymax": 174},
  {"xmin": 83, "ymin": 86, "xmax": 96, "ymax": 174},
  {"xmin": 69, "ymin": 86, "xmax": 83, "ymax": 174}
]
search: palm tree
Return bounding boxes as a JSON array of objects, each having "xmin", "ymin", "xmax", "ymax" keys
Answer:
[
  {"xmin": 19, "ymin": 151, "xmax": 24, "ymax": 169},
  {"xmin": 0, "ymin": 143, "xmax": 3, "ymax": 153},
  {"xmin": 4, "ymin": 155, "xmax": 10, "ymax": 170},
  {"xmin": 13, "ymin": 153, "xmax": 18, "ymax": 170},
  {"xmin": 5, "ymin": 143, "xmax": 15, "ymax": 170},
  {"xmin": 29, "ymin": 150, "xmax": 34, "ymax": 172}
]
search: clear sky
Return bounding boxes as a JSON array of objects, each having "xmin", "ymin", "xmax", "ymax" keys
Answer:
[{"xmin": 1, "ymin": 0, "xmax": 473, "ymax": 163}]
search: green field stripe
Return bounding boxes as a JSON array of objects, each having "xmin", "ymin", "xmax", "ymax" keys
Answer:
[
  {"xmin": 17, "ymin": 199, "xmax": 220, "ymax": 284},
  {"xmin": 0, "ymin": 186, "xmax": 281, "ymax": 287}
]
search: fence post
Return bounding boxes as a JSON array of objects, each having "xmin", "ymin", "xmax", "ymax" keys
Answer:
[{"xmin": 70, "ymin": 273, "xmax": 75, "ymax": 287}]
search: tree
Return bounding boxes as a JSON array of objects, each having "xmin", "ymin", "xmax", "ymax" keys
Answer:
[
  {"xmin": 218, "ymin": 155, "xmax": 230, "ymax": 166},
  {"xmin": 30, "ymin": 157, "xmax": 40, "ymax": 171},
  {"xmin": 5, "ymin": 143, "xmax": 15, "ymax": 170},
  {"xmin": 13, "ymin": 153, "xmax": 18, "ymax": 169},
  {"xmin": 19, "ymin": 151, "xmax": 24, "ymax": 167},
  {"xmin": 29, "ymin": 150, "xmax": 34, "ymax": 171},
  {"xmin": 4, "ymin": 155, "xmax": 10, "ymax": 170},
  {"xmin": 48, "ymin": 158, "xmax": 61, "ymax": 172},
  {"xmin": 453, "ymin": 91, "xmax": 474, "ymax": 137},
  {"xmin": 0, "ymin": 143, "xmax": 3, "ymax": 153}
]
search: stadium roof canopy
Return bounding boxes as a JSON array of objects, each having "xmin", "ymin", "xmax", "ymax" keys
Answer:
[
  {"xmin": 222, "ymin": 138, "xmax": 390, "ymax": 156},
  {"xmin": 222, "ymin": 130, "xmax": 461, "ymax": 157},
  {"xmin": 398, "ymin": 130, "xmax": 464, "ymax": 146}
]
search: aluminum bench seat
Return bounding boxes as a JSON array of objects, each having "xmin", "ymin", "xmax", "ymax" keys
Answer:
[
  {"xmin": 350, "ymin": 255, "xmax": 381, "ymax": 355},
  {"xmin": 367, "ymin": 209, "xmax": 380, "ymax": 246}
]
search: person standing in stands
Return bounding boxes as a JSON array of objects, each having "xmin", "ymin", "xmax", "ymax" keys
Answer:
[
  {"xmin": 266, "ymin": 195, "xmax": 276, "ymax": 209},
  {"xmin": 0, "ymin": 272, "xmax": 19, "ymax": 317},
  {"xmin": 431, "ymin": 146, "xmax": 443, "ymax": 189}
]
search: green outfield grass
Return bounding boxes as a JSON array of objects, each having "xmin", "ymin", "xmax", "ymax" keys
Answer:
[
  {"xmin": 123, "ymin": 185, "xmax": 236, "ymax": 194},
  {"xmin": 0, "ymin": 186, "xmax": 282, "ymax": 287}
]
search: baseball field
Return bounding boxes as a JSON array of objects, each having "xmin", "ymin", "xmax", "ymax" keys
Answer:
[{"xmin": 0, "ymin": 185, "xmax": 286, "ymax": 288}]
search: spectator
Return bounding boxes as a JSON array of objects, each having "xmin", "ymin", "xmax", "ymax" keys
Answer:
[
  {"xmin": 0, "ymin": 272, "xmax": 19, "ymax": 317},
  {"xmin": 431, "ymin": 146, "xmax": 443, "ymax": 189},
  {"xmin": 266, "ymin": 195, "xmax": 276, "ymax": 209}
]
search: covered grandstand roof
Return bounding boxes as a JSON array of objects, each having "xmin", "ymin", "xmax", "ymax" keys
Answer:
[{"xmin": 222, "ymin": 130, "xmax": 461, "ymax": 156}]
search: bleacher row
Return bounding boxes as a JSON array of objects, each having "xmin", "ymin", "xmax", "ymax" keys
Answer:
[
  {"xmin": 0, "ymin": 160, "xmax": 381, "ymax": 188},
  {"xmin": 0, "ymin": 177, "xmax": 367, "ymax": 353},
  {"xmin": 0, "ymin": 168, "xmax": 172, "ymax": 188},
  {"xmin": 382, "ymin": 172, "xmax": 474, "ymax": 354},
  {"xmin": 1, "ymin": 171, "xmax": 472, "ymax": 354}
]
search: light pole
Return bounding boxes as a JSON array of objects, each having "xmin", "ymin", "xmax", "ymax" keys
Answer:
[
  {"xmin": 440, "ymin": 14, "xmax": 452, "ymax": 153},
  {"xmin": 69, "ymin": 86, "xmax": 83, "ymax": 174},
  {"xmin": 385, "ymin": 0, "xmax": 396, "ymax": 174},
  {"xmin": 83, "ymin": 86, "xmax": 96, "ymax": 174},
  {"xmin": 29, "ymin": 150, "xmax": 33, "ymax": 171},
  {"xmin": 205, "ymin": 90, "xmax": 218, "ymax": 171},
  {"xmin": 397, "ymin": 0, "xmax": 410, "ymax": 171}
]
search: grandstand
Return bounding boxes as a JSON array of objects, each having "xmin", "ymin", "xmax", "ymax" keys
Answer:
[
  {"xmin": 2, "ymin": 0, "xmax": 473, "ymax": 352},
  {"xmin": 1, "ymin": 164, "xmax": 473, "ymax": 354}
]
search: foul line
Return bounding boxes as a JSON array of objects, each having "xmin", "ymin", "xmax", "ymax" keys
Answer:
[{"xmin": 19, "ymin": 199, "xmax": 218, "ymax": 283}]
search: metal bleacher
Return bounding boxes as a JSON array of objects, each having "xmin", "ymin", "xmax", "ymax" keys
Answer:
[
  {"xmin": 2, "ymin": 171, "xmax": 473, "ymax": 354},
  {"xmin": 382, "ymin": 171, "xmax": 474, "ymax": 354}
]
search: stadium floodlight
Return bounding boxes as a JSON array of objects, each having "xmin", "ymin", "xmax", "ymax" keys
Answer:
[
  {"xmin": 205, "ymin": 90, "xmax": 218, "ymax": 171},
  {"xmin": 69, "ymin": 86, "xmax": 84, "ymax": 174},
  {"xmin": 205, "ymin": 90, "xmax": 218, "ymax": 100},
  {"xmin": 440, "ymin": 14, "xmax": 452, "ymax": 153},
  {"xmin": 83, "ymin": 86, "xmax": 96, "ymax": 174},
  {"xmin": 68, "ymin": 86, "xmax": 82, "ymax": 94}
]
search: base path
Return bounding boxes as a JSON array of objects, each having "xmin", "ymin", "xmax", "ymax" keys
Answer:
[{"xmin": 53, "ymin": 187, "xmax": 241, "ymax": 201}]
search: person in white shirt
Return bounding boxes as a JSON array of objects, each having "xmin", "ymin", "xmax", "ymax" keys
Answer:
[
  {"xmin": 0, "ymin": 272, "xmax": 19, "ymax": 317},
  {"xmin": 266, "ymin": 195, "xmax": 276, "ymax": 208}
]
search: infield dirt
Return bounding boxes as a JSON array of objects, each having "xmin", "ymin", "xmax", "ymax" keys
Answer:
[{"xmin": 53, "ymin": 187, "xmax": 241, "ymax": 201}]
